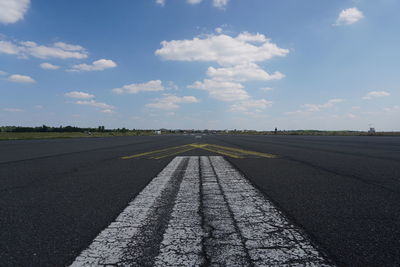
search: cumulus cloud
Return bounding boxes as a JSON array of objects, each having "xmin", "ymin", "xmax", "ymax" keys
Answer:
[
  {"xmin": 383, "ymin": 106, "xmax": 400, "ymax": 113},
  {"xmin": 69, "ymin": 59, "xmax": 117, "ymax": 72},
  {"xmin": 3, "ymin": 108, "xmax": 24, "ymax": 112},
  {"xmin": 112, "ymin": 80, "xmax": 165, "ymax": 94},
  {"xmin": 157, "ymin": 31, "xmax": 287, "ymax": 107},
  {"xmin": 215, "ymin": 27, "xmax": 223, "ymax": 34},
  {"xmin": 230, "ymin": 99, "xmax": 272, "ymax": 113},
  {"xmin": 65, "ymin": 91, "xmax": 113, "ymax": 113},
  {"xmin": 187, "ymin": 0, "xmax": 202, "ymax": 4},
  {"xmin": 40, "ymin": 62, "xmax": 60, "ymax": 70},
  {"xmin": 0, "ymin": 0, "xmax": 30, "ymax": 24},
  {"xmin": 335, "ymin": 7, "xmax": 364, "ymax": 26},
  {"xmin": 213, "ymin": 0, "xmax": 229, "ymax": 8},
  {"xmin": 65, "ymin": 91, "xmax": 95, "ymax": 99},
  {"xmin": 188, "ymin": 79, "xmax": 249, "ymax": 102},
  {"xmin": 207, "ymin": 63, "xmax": 284, "ymax": 82},
  {"xmin": 286, "ymin": 99, "xmax": 344, "ymax": 115},
  {"xmin": 260, "ymin": 87, "xmax": 273, "ymax": 92},
  {"xmin": 301, "ymin": 98, "xmax": 345, "ymax": 112},
  {"xmin": 75, "ymin": 99, "xmax": 114, "ymax": 111},
  {"xmin": 157, "ymin": 0, "xmax": 228, "ymax": 8},
  {"xmin": 155, "ymin": 0, "xmax": 166, "ymax": 6},
  {"xmin": 146, "ymin": 94, "xmax": 199, "ymax": 110},
  {"xmin": 0, "ymin": 39, "xmax": 88, "ymax": 59},
  {"xmin": 362, "ymin": 91, "xmax": 390, "ymax": 99},
  {"xmin": 155, "ymin": 32, "xmax": 288, "ymax": 66},
  {"xmin": 7, "ymin": 74, "xmax": 35, "ymax": 83}
]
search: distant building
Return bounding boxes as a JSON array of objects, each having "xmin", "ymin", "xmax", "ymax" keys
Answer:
[{"xmin": 369, "ymin": 127, "xmax": 376, "ymax": 133}]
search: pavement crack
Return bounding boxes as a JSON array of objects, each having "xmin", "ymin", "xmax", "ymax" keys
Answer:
[
  {"xmin": 208, "ymin": 157, "xmax": 254, "ymax": 267},
  {"xmin": 115, "ymin": 158, "xmax": 190, "ymax": 266},
  {"xmin": 198, "ymin": 156, "xmax": 212, "ymax": 267}
]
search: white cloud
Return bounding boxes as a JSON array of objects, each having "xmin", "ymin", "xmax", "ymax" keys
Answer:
[
  {"xmin": 40, "ymin": 62, "xmax": 60, "ymax": 70},
  {"xmin": 112, "ymin": 80, "xmax": 165, "ymax": 94},
  {"xmin": 362, "ymin": 91, "xmax": 390, "ymax": 99},
  {"xmin": 0, "ymin": 39, "xmax": 88, "ymax": 59},
  {"xmin": 3, "ymin": 108, "xmax": 23, "ymax": 112},
  {"xmin": 146, "ymin": 94, "xmax": 198, "ymax": 110},
  {"xmin": 188, "ymin": 79, "xmax": 249, "ymax": 102},
  {"xmin": 75, "ymin": 99, "xmax": 114, "ymax": 111},
  {"xmin": 69, "ymin": 59, "xmax": 117, "ymax": 72},
  {"xmin": 156, "ymin": 0, "xmax": 165, "ymax": 6},
  {"xmin": 0, "ymin": 70, "xmax": 7, "ymax": 75},
  {"xmin": 213, "ymin": 0, "xmax": 229, "ymax": 8},
  {"xmin": 187, "ymin": 0, "xmax": 202, "ymax": 4},
  {"xmin": 215, "ymin": 27, "xmax": 223, "ymax": 34},
  {"xmin": 230, "ymin": 99, "xmax": 272, "ymax": 113},
  {"xmin": 335, "ymin": 7, "xmax": 364, "ymax": 26},
  {"xmin": 155, "ymin": 32, "xmax": 288, "ymax": 66},
  {"xmin": 301, "ymin": 98, "xmax": 344, "ymax": 112},
  {"xmin": 157, "ymin": 0, "xmax": 227, "ymax": 8},
  {"xmin": 0, "ymin": 41, "xmax": 20, "ymax": 54},
  {"xmin": 207, "ymin": 63, "xmax": 284, "ymax": 82},
  {"xmin": 65, "ymin": 91, "xmax": 95, "ymax": 99},
  {"xmin": 383, "ymin": 106, "xmax": 400, "ymax": 112},
  {"xmin": 260, "ymin": 87, "xmax": 273, "ymax": 92},
  {"xmin": 157, "ymin": 31, "xmax": 287, "ymax": 105},
  {"xmin": 286, "ymin": 99, "xmax": 345, "ymax": 115},
  {"xmin": 101, "ymin": 109, "xmax": 114, "ymax": 114},
  {"xmin": 53, "ymin": 42, "xmax": 84, "ymax": 51},
  {"xmin": 0, "ymin": 0, "xmax": 30, "ymax": 24},
  {"xmin": 347, "ymin": 113, "xmax": 356, "ymax": 118},
  {"xmin": 7, "ymin": 74, "xmax": 35, "ymax": 83}
]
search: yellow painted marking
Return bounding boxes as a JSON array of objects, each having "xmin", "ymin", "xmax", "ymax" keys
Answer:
[
  {"xmin": 121, "ymin": 144, "xmax": 193, "ymax": 160},
  {"xmin": 200, "ymin": 147, "xmax": 242, "ymax": 158},
  {"xmin": 150, "ymin": 147, "xmax": 196, "ymax": 160},
  {"xmin": 204, "ymin": 144, "xmax": 277, "ymax": 158},
  {"xmin": 121, "ymin": 143, "xmax": 278, "ymax": 160}
]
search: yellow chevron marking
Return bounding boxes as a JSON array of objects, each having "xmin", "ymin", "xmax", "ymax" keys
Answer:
[{"xmin": 121, "ymin": 143, "xmax": 278, "ymax": 160}]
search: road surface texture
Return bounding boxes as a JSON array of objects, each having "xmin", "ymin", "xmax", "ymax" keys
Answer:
[{"xmin": 1, "ymin": 135, "xmax": 399, "ymax": 266}]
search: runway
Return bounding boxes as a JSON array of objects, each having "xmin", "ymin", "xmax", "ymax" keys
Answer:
[{"xmin": 1, "ymin": 134, "xmax": 399, "ymax": 266}]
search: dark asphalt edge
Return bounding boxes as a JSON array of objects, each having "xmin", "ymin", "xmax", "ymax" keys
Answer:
[
  {"xmin": 0, "ymin": 140, "xmax": 156, "ymax": 165},
  {"xmin": 224, "ymin": 156, "xmax": 340, "ymax": 267},
  {"xmin": 214, "ymin": 135, "xmax": 400, "ymax": 163},
  {"xmin": 65, "ymin": 158, "xmax": 173, "ymax": 266},
  {"xmin": 284, "ymin": 155, "xmax": 400, "ymax": 196},
  {"xmin": 235, "ymin": 136, "xmax": 400, "ymax": 163}
]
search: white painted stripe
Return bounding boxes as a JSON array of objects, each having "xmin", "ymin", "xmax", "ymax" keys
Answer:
[
  {"xmin": 210, "ymin": 156, "xmax": 330, "ymax": 266},
  {"xmin": 154, "ymin": 156, "xmax": 204, "ymax": 266},
  {"xmin": 200, "ymin": 156, "xmax": 250, "ymax": 266},
  {"xmin": 71, "ymin": 157, "xmax": 184, "ymax": 266},
  {"xmin": 71, "ymin": 156, "xmax": 332, "ymax": 266}
]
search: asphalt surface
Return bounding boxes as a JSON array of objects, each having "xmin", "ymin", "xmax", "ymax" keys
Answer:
[{"xmin": 1, "ymin": 134, "xmax": 399, "ymax": 266}]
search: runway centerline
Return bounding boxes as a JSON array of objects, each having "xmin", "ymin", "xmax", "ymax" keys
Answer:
[{"xmin": 72, "ymin": 156, "xmax": 331, "ymax": 266}]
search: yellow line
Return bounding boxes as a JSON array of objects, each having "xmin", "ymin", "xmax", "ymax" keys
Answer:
[
  {"xmin": 200, "ymin": 147, "xmax": 242, "ymax": 158},
  {"xmin": 151, "ymin": 147, "xmax": 196, "ymax": 159},
  {"xmin": 121, "ymin": 142, "xmax": 277, "ymax": 160},
  {"xmin": 190, "ymin": 143, "xmax": 208, "ymax": 148},
  {"xmin": 204, "ymin": 144, "xmax": 277, "ymax": 158},
  {"xmin": 121, "ymin": 144, "xmax": 193, "ymax": 159}
]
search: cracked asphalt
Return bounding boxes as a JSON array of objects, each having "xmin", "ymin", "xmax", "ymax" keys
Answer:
[
  {"xmin": 1, "ymin": 135, "xmax": 400, "ymax": 266},
  {"xmin": 73, "ymin": 156, "xmax": 330, "ymax": 266}
]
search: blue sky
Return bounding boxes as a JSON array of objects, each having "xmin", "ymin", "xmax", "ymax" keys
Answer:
[{"xmin": 0, "ymin": 0, "xmax": 399, "ymax": 130}]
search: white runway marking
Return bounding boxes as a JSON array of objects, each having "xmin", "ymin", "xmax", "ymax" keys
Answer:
[
  {"xmin": 71, "ymin": 157, "xmax": 185, "ymax": 266},
  {"xmin": 72, "ymin": 156, "xmax": 332, "ymax": 266}
]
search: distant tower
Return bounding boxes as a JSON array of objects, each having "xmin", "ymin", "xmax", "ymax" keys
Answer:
[{"xmin": 368, "ymin": 124, "xmax": 375, "ymax": 133}]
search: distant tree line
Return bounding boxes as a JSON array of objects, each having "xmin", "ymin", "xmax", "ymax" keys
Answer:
[{"xmin": 0, "ymin": 125, "xmax": 152, "ymax": 133}]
